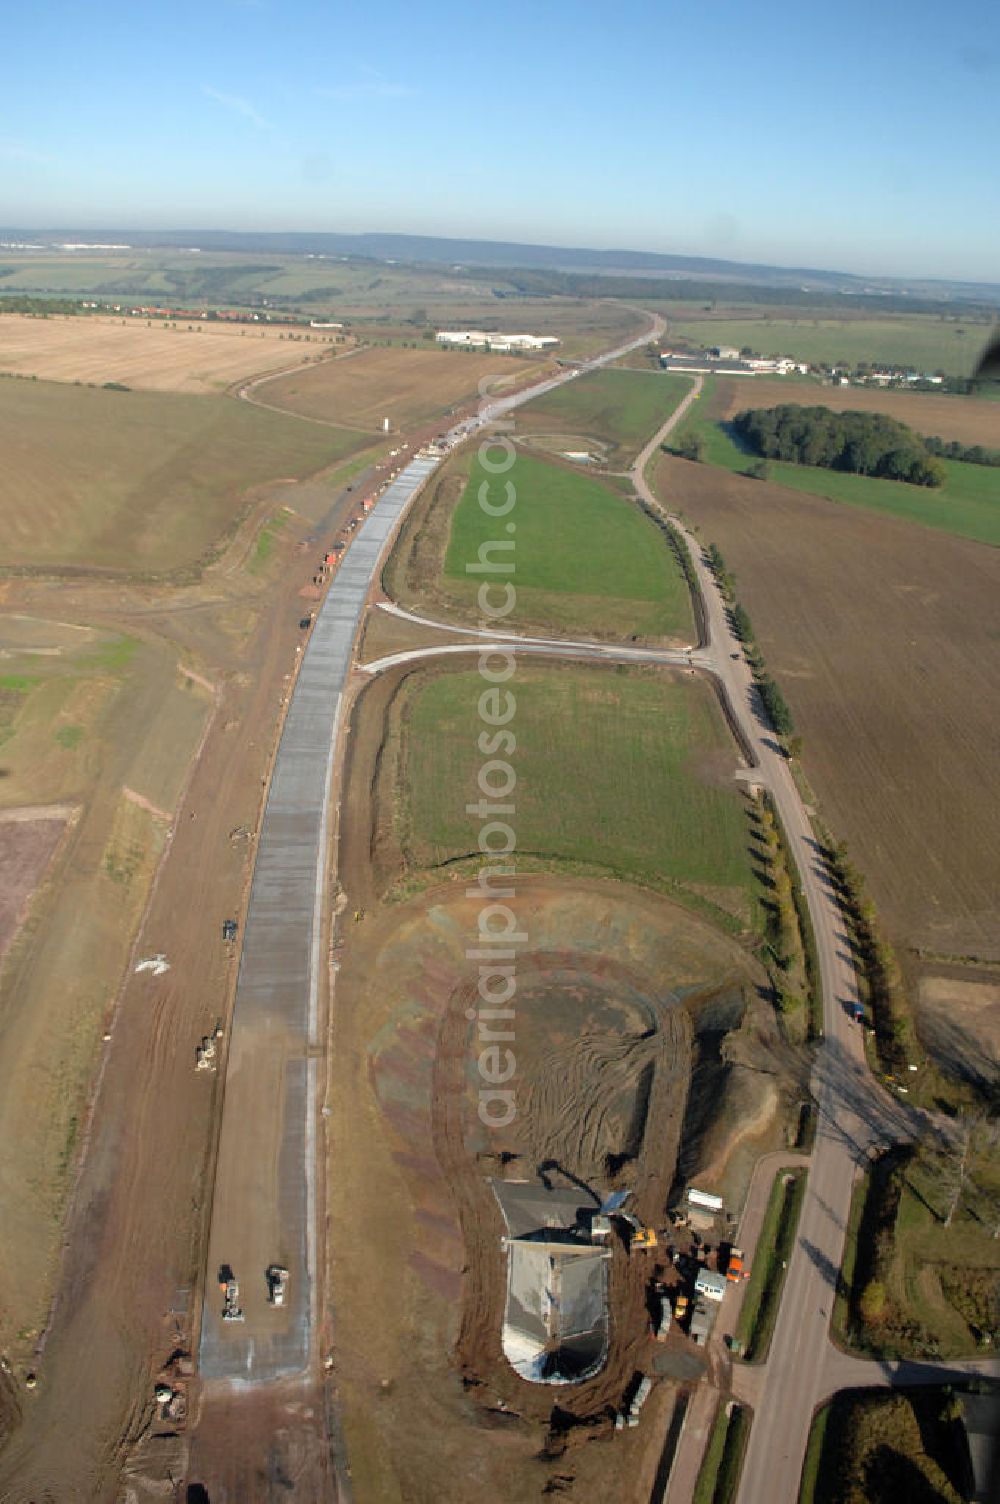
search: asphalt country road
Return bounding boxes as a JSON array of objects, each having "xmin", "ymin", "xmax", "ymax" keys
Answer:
[
  {"xmin": 629, "ymin": 399, "xmax": 978, "ymax": 1504},
  {"xmin": 367, "ymin": 389, "xmax": 982, "ymax": 1502}
]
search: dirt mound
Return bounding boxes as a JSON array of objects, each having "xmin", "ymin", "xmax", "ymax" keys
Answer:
[{"xmin": 327, "ymin": 877, "xmax": 774, "ymax": 1498}]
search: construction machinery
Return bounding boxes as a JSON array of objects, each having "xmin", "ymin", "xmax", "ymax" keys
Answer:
[
  {"xmin": 726, "ymin": 1247, "xmax": 747, "ymax": 1282},
  {"xmin": 195, "ymin": 1023, "xmax": 224, "ymax": 1073},
  {"xmin": 621, "ymin": 1213, "xmax": 658, "ymax": 1250},
  {"xmin": 221, "ymin": 1276, "xmax": 244, "ymax": 1323},
  {"xmin": 266, "ymin": 1264, "xmax": 290, "ymax": 1306}
]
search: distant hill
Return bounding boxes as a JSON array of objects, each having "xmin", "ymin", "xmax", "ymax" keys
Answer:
[{"xmin": 4, "ymin": 227, "xmax": 999, "ymax": 306}]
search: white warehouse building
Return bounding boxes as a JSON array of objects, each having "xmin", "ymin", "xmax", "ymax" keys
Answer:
[{"xmin": 436, "ymin": 330, "xmax": 560, "ymax": 353}]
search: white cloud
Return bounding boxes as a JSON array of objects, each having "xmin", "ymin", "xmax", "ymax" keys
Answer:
[
  {"xmin": 202, "ymin": 85, "xmax": 270, "ymax": 129},
  {"xmin": 318, "ymin": 66, "xmax": 414, "ymax": 103}
]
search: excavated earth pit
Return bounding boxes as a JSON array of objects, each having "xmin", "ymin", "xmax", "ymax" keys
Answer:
[{"xmin": 328, "ymin": 877, "xmax": 782, "ymax": 1500}]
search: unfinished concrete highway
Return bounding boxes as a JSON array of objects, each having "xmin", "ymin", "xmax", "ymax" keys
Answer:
[
  {"xmin": 198, "ymin": 316, "xmax": 662, "ymax": 1386},
  {"xmin": 199, "ymin": 451, "xmax": 440, "ymax": 1380}
]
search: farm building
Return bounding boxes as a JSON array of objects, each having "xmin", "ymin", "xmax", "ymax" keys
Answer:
[
  {"xmin": 492, "ymin": 1180, "xmax": 611, "ymax": 1385},
  {"xmin": 436, "ymin": 330, "xmax": 560, "ymax": 353}
]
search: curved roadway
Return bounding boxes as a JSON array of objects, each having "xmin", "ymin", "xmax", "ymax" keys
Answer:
[{"xmin": 357, "ymin": 387, "xmax": 984, "ymax": 1502}]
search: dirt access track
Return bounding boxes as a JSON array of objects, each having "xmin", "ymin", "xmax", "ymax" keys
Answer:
[{"xmin": 0, "ymin": 479, "xmax": 369, "ymax": 1501}]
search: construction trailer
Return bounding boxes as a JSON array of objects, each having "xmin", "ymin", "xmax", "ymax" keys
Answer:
[
  {"xmin": 695, "ymin": 1269, "xmax": 728, "ymax": 1304},
  {"xmin": 690, "ymin": 1300, "xmax": 714, "ymax": 1346},
  {"xmin": 687, "ymin": 1188, "xmax": 724, "ymax": 1213}
]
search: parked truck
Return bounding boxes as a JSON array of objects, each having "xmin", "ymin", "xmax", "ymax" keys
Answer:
[{"xmin": 266, "ymin": 1264, "xmax": 289, "ymax": 1306}]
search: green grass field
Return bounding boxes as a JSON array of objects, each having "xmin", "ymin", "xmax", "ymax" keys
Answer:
[
  {"xmin": 673, "ymin": 381, "xmax": 1000, "ymax": 545},
  {"xmin": 661, "ymin": 311, "xmax": 991, "ymax": 377},
  {"xmin": 515, "ymin": 367, "xmax": 694, "ymax": 464},
  {"xmin": 0, "ymin": 376, "xmax": 369, "ymax": 571},
  {"xmin": 441, "ymin": 449, "xmax": 695, "ymax": 639},
  {"xmin": 397, "ymin": 663, "xmax": 756, "ymax": 924}
]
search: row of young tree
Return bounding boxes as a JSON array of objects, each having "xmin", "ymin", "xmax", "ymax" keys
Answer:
[
  {"xmin": 704, "ymin": 544, "xmax": 797, "ymax": 741},
  {"xmin": 923, "ymin": 434, "xmax": 1000, "ymax": 467},
  {"xmin": 733, "ymin": 404, "xmax": 947, "ymax": 487}
]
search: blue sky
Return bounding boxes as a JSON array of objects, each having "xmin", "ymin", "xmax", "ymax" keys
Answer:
[{"xmin": 3, "ymin": 0, "xmax": 998, "ymax": 281}]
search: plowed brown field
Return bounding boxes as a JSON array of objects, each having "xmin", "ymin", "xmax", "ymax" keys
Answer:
[{"xmin": 655, "ymin": 451, "xmax": 1000, "ymax": 1029}]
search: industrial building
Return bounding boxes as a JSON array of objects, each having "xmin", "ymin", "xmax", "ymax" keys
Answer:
[
  {"xmin": 659, "ymin": 349, "xmax": 808, "ymax": 377},
  {"xmin": 436, "ymin": 330, "xmax": 560, "ymax": 353},
  {"xmin": 492, "ymin": 1180, "xmax": 611, "ymax": 1385}
]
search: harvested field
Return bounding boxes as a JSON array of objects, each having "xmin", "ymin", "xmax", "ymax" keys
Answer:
[
  {"xmin": 0, "ymin": 312, "xmax": 335, "ymax": 393},
  {"xmin": 514, "ymin": 367, "xmax": 694, "ymax": 466},
  {"xmin": 715, "ymin": 376, "xmax": 1000, "ymax": 449},
  {"xmin": 327, "ymin": 877, "xmax": 775, "ymax": 1503},
  {"xmin": 655, "ymin": 451, "xmax": 1000, "ymax": 979},
  {"xmin": 386, "ymin": 448, "xmax": 694, "ymax": 642},
  {"xmin": 259, "ymin": 344, "xmax": 541, "ymax": 431},
  {"xmin": 0, "ymin": 377, "xmax": 368, "ymax": 572}
]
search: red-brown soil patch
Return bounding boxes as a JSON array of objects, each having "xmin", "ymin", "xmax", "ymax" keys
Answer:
[{"xmin": 0, "ymin": 815, "xmax": 69, "ymax": 962}]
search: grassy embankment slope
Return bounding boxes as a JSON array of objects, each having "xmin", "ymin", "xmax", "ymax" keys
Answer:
[
  {"xmin": 835, "ymin": 1136, "xmax": 1000, "ymax": 1359},
  {"xmin": 0, "ymin": 376, "xmax": 369, "ymax": 572},
  {"xmin": 672, "ymin": 376, "xmax": 1000, "ymax": 546},
  {"xmin": 394, "ymin": 663, "xmax": 757, "ymax": 931}
]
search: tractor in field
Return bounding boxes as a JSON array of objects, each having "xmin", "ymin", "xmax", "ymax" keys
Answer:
[{"xmin": 220, "ymin": 1273, "xmax": 244, "ymax": 1322}]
